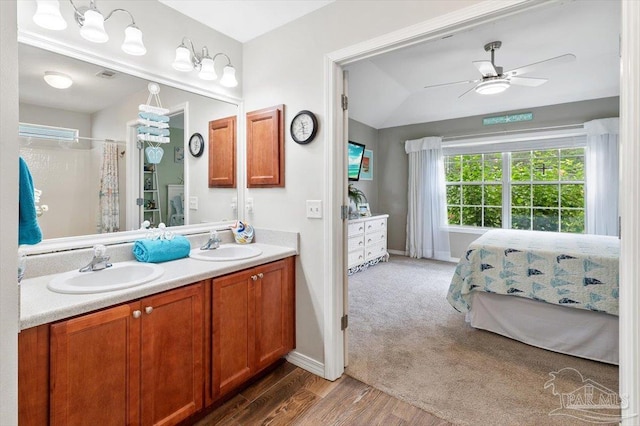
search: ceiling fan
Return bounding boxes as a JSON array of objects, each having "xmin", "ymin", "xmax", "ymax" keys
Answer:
[{"xmin": 424, "ymin": 41, "xmax": 576, "ymax": 98}]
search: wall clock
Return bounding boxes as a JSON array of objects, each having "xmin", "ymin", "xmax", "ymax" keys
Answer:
[
  {"xmin": 290, "ymin": 110, "xmax": 318, "ymax": 144},
  {"xmin": 188, "ymin": 132, "xmax": 204, "ymax": 157}
]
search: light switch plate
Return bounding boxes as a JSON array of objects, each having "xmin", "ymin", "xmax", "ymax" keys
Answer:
[
  {"xmin": 189, "ymin": 196, "xmax": 198, "ymax": 210},
  {"xmin": 306, "ymin": 200, "xmax": 322, "ymax": 218}
]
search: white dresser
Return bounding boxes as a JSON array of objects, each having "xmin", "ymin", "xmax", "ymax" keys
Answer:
[{"xmin": 347, "ymin": 214, "xmax": 389, "ymax": 275}]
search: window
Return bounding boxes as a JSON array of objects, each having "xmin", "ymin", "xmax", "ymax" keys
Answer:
[{"xmin": 445, "ymin": 146, "xmax": 586, "ymax": 233}]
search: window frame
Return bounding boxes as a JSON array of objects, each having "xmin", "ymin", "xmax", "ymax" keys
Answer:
[{"xmin": 443, "ymin": 129, "xmax": 587, "ymax": 233}]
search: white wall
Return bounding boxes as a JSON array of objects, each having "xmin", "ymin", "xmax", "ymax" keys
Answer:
[
  {"xmin": 242, "ymin": 0, "xmax": 478, "ymax": 364},
  {"xmin": 1, "ymin": 1, "xmax": 19, "ymax": 424},
  {"xmin": 19, "ymin": 102, "xmax": 92, "ymax": 137}
]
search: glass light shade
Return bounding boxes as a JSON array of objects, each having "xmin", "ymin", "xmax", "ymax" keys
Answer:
[
  {"xmin": 475, "ymin": 79, "xmax": 510, "ymax": 95},
  {"xmin": 33, "ymin": 0, "xmax": 67, "ymax": 30},
  {"xmin": 172, "ymin": 45, "xmax": 194, "ymax": 72},
  {"xmin": 220, "ymin": 65, "xmax": 238, "ymax": 88},
  {"xmin": 80, "ymin": 9, "xmax": 108, "ymax": 43},
  {"xmin": 44, "ymin": 71, "xmax": 73, "ymax": 89},
  {"xmin": 121, "ymin": 25, "xmax": 146, "ymax": 56},
  {"xmin": 198, "ymin": 57, "xmax": 217, "ymax": 80}
]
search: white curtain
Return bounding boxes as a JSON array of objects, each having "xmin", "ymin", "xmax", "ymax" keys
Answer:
[
  {"xmin": 405, "ymin": 137, "xmax": 451, "ymax": 260},
  {"xmin": 98, "ymin": 142, "xmax": 120, "ymax": 233},
  {"xmin": 584, "ymin": 118, "xmax": 619, "ymax": 236}
]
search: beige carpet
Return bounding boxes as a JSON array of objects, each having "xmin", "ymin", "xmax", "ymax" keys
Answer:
[{"xmin": 346, "ymin": 255, "xmax": 620, "ymax": 426}]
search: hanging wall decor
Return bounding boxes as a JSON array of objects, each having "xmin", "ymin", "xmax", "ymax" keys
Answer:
[{"xmin": 138, "ymin": 82, "xmax": 170, "ymax": 164}]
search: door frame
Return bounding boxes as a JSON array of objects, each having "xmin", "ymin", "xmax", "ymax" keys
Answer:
[{"xmin": 323, "ymin": 1, "xmax": 640, "ymax": 422}]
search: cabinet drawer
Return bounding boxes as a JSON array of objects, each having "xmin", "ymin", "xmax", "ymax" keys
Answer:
[
  {"xmin": 348, "ymin": 250, "xmax": 365, "ymax": 268},
  {"xmin": 365, "ymin": 241, "xmax": 387, "ymax": 261},
  {"xmin": 365, "ymin": 230, "xmax": 386, "ymax": 247},
  {"xmin": 348, "ymin": 222, "xmax": 365, "ymax": 236},
  {"xmin": 348, "ymin": 235, "xmax": 365, "ymax": 252},
  {"xmin": 364, "ymin": 218, "xmax": 387, "ymax": 233}
]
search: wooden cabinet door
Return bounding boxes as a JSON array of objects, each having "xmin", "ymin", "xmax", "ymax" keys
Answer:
[
  {"xmin": 212, "ymin": 269, "xmax": 255, "ymax": 398},
  {"xmin": 254, "ymin": 257, "xmax": 295, "ymax": 371},
  {"xmin": 50, "ymin": 303, "xmax": 141, "ymax": 426},
  {"xmin": 140, "ymin": 283, "xmax": 203, "ymax": 426},
  {"xmin": 208, "ymin": 116, "xmax": 236, "ymax": 188},
  {"xmin": 19, "ymin": 325, "xmax": 50, "ymax": 426},
  {"xmin": 246, "ymin": 105, "xmax": 284, "ymax": 187}
]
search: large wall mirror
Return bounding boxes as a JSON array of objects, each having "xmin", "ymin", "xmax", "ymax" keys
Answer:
[{"xmin": 18, "ymin": 43, "xmax": 239, "ymax": 241}]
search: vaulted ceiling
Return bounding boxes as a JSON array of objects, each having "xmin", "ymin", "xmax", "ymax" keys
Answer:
[{"xmin": 344, "ymin": 1, "xmax": 620, "ymax": 129}]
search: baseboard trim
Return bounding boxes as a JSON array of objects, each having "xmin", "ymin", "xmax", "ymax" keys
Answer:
[
  {"xmin": 388, "ymin": 249, "xmax": 407, "ymax": 256},
  {"xmin": 286, "ymin": 350, "xmax": 325, "ymax": 377}
]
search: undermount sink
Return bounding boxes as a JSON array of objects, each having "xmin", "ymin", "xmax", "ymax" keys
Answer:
[
  {"xmin": 47, "ymin": 261, "xmax": 164, "ymax": 294},
  {"xmin": 189, "ymin": 244, "xmax": 262, "ymax": 262}
]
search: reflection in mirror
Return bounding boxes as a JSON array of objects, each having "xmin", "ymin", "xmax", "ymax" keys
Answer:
[{"xmin": 18, "ymin": 43, "xmax": 238, "ymax": 241}]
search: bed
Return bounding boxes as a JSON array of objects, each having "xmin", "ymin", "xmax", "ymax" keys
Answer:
[{"xmin": 447, "ymin": 229, "xmax": 619, "ymax": 364}]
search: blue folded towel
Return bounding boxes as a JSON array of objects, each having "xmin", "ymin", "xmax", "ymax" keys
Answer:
[
  {"xmin": 18, "ymin": 157, "xmax": 42, "ymax": 245},
  {"xmin": 137, "ymin": 126, "xmax": 170, "ymax": 136},
  {"xmin": 138, "ymin": 111, "xmax": 170, "ymax": 123},
  {"xmin": 132, "ymin": 235, "xmax": 191, "ymax": 263}
]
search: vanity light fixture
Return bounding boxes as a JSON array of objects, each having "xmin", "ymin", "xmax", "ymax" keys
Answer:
[
  {"xmin": 474, "ymin": 78, "xmax": 511, "ymax": 95},
  {"xmin": 44, "ymin": 71, "xmax": 73, "ymax": 89},
  {"xmin": 32, "ymin": 0, "xmax": 146, "ymax": 56},
  {"xmin": 172, "ymin": 37, "xmax": 238, "ymax": 87}
]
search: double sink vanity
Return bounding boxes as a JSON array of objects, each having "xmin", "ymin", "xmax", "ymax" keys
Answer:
[{"xmin": 18, "ymin": 229, "xmax": 298, "ymax": 426}]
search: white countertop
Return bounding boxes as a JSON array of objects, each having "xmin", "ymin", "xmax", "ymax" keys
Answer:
[{"xmin": 20, "ymin": 243, "xmax": 296, "ymax": 330}]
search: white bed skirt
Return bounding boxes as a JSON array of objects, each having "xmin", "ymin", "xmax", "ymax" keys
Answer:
[{"xmin": 467, "ymin": 292, "xmax": 619, "ymax": 365}]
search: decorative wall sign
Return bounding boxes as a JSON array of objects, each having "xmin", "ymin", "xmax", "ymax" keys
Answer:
[
  {"xmin": 360, "ymin": 149, "xmax": 373, "ymax": 180},
  {"xmin": 483, "ymin": 112, "xmax": 533, "ymax": 125}
]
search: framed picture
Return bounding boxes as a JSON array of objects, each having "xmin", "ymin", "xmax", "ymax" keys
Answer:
[
  {"xmin": 174, "ymin": 147, "xmax": 184, "ymax": 163},
  {"xmin": 357, "ymin": 203, "xmax": 371, "ymax": 217},
  {"xmin": 360, "ymin": 149, "xmax": 373, "ymax": 180}
]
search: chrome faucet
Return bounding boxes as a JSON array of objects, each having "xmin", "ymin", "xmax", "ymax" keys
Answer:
[
  {"xmin": 200, "ymin": 230, "xmax": 222, "ymax": 250},
  {"xmin": 79, "ymin": 245, "xmax": 112, "ymax": 272}
]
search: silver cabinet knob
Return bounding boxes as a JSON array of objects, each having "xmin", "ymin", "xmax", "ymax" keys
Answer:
[
  {"xmin": 132, "ymin": 310, "xmax": 141, "ymax": 319},
  {"xmin": 145, "ymin": 306, "xmax": 153, "ymax": 314},
  {"xmin": 251, "ymin": 275, "xmax": 258, "ymax": 281},
  {"xmin": 257, "ymin": 273, "xmax": 264, "ymax": 279}
]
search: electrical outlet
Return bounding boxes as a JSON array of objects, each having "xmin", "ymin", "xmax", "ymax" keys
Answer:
[
  {"xmin": 246, "ymin": 197, "xmax": 254, "ymax": 213},
  {"xmin": 306, "ymin": 200, "xmax": 322, "ymax": 219}
]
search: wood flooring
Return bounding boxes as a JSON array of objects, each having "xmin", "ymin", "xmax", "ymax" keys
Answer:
[{"xmin": 194, "ymin": 361, "xmax": 450, "ymax": 425}]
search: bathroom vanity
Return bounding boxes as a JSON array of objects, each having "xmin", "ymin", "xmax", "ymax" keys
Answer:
[{"xmin": 18, "ymin": 236, "xmax": 297, "ymax": 426}]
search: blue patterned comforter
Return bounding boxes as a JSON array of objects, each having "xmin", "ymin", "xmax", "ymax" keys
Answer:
[{"xmin": 447, "ymin": 230, "xmax": 620, "ymax": 316}]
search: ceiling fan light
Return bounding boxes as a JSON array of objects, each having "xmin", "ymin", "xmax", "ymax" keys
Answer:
[
  {"xmin": 475, "ymin": 79, "xmax": 510, "ymax": 95},
  {"xmin": 33, "ymin": 0, "xmax": 67, "ymax": 30},
  {"xmin": 80, "ymin": 9, "xmax": 108, "ymax": 43}
]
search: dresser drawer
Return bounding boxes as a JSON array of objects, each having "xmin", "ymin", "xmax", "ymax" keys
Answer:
[
  {"xmin": 348, "ymin": 250, "xmax": 365, "ymax": 268},
  {"xmin": 348, "ymin": 235, "xmax": 365, "ymax": 252},
  {"xmin": 364, "ymin": 230, "xmax": 386, "ymax": 247},
  {"xmin": 364, "ymin": 218, "xmax": 386, "ymax": 233},
  {"xmin": 365, "ymin": 241, "xmax": 387, "ymax": 261},
  {"xmin": 348, "ymin": 222, "xmax": 365, "ymax": 236}
]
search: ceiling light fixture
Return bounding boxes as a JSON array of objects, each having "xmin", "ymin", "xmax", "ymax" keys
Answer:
[
  {"xmin": 475, "ymin": 78, "xmax": 511, "ymax": 95},
  {"xmin": 44, "ymin": 71, "xmax": 73, "ymax": 89},
  {"xmin": 172, "ymin": 37, "xmax": 238, "ymax": 87},
  {"xmin": 32, "ymin": 0, "xmax": 146, "ymax": 56}
]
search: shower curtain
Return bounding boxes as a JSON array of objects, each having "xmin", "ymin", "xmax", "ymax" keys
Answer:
[{"xmin": 98, "ymin": 142, "xmax": 120, "ymax": 233}]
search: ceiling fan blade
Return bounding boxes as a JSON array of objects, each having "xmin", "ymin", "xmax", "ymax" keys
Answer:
[
  {"xmin": 509, "ymin": 76, "xmax": 548, "ymax": 87},
  {"xmin": 505, "ymin": 53, "xmax": 576, "ymax": 77},
  {"xmin": 424, "ymin": 79, "xmax": 479, "ymax": 90},
  {"xmin": 458, "ymin": 85, "xmax": 477, "ymax": 99},
  {"xmin": 472, "ymin": 60, "xmax": 498, "ymax": 77}
]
